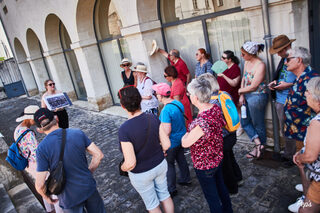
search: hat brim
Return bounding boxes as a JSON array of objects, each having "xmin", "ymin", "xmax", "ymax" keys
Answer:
[
  {"xmin": 269, "ymin": 39, "xmax": 296, "ymax": 54},
  {"xmin": 149, "ymin": 40, "xmax": 159, "ymax": 56},
  {"xmin": 16, "ymin": 115, "xmax": 34, "ymax": 122},
  {"xmin": 133, "ymin": 69, "xmax": 148, "ymax": 73}
]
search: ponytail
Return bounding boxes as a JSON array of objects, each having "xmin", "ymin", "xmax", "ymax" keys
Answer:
[{"xmin": 223, "ymin": 50, "xmax": 240, "ymax": 65}]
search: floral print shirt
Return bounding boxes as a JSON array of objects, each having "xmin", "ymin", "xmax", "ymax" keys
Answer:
[
  {"xmin": 243, "ymin": 61, "xmax": 266, "ymax": 94},
  {"xmin": 284, "ymin": 66, "xmax": 319, "ymax": 141},
  {"xmin": 188, "ymin": 104, "xmax": 225, "ymax": 170},
  {"xmin": 14, "ymin": 125, "xmax": 38, "ymax": 162}
]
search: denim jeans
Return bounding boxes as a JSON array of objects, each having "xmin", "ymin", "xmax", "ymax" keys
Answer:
[
  {"xmin": 63, "ymin": 189, "xmax": 105, "ymax": 213},
  {"xmin": 166, "ymin": 145, "xmax": 191, "ymax": 193},
  {"xmin": 241, "ymin": 93, "xmax": 268, "ymax": 145},
  {"xmin": 194, "ymin": 164, "xmax": 233, "ymax": 213}
]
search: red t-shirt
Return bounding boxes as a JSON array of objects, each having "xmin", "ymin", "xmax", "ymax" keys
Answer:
[
  {"xmin": 217, "ymin": 64, "xmax": 241, "ymax": 106},
  {"xmin": 168, "ymin": 56, "xmax": 190, "ymax": 83},
  {"xmin": 188, "ymin": 105, "xmax": 225, "ymax": 170},
  {"xmin": 170, "ymin": 78, "xmax": 192, "ymax": 126}
]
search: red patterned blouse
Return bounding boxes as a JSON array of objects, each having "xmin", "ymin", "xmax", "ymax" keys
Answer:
[{"xmin": 188, "ymin": 104, "xmax": 225, "ymax": 170}]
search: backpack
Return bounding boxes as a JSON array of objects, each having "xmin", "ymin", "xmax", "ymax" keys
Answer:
[
  {"xmin": 6, "ymin": 129, "xmax": 33, "ymax": 171},
  {"xmin": 211, "ymin": 91, "xmax": 240, "ymax": 132},
  {"xmin": 143, "ymin": 76, "xmax": 157, "ymax": 97}
]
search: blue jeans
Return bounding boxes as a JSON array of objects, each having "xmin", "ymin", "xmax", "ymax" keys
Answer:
[
  {"xmin": 241, "ymin": 93, "xmax": 268, "ymax": 145},
  {"xmin": 195, "ymin": 164, "xmax": 233, "ymax": 213},
  {"xmin": 63, "ymin": 189, "xmax": 105, "ymax": 213},
  {"xmin": 166, "ymin": 145, "xmax": 191, "ymax": 192}
]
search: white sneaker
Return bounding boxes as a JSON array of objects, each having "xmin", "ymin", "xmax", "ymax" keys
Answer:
[
  {"xmin": 236, "ymin": 128, "xmax": 244, "ymax": 137},
  {"xmin": 295, "ymin": 184, "xmax": 303, "ymax": 192},
  {"xmin": 288, "ymin": 195, "xmax": 305, "ymax": 213}
]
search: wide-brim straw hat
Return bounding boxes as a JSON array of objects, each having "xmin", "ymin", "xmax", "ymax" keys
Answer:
[
  {"xmin": 133, "ymin": 64, "xmax": 148, "ymax": 73},
  {"xmin": 120, "ymin": 58, "xmax": 132, "ymax": 68},
  {"xmin": 149, "ymin": 40, "xmax": 159, "ymax": 56},
  {"xmin": 16, "ymin": 105, "xmax": 40, "ymax": 122},
  {"xmin": 269, "ymin": 35, "xmax": 296, "ymax": 54}
]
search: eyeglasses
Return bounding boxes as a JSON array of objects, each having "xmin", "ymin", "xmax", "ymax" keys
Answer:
[
  {"xmin": 241, "ymin": 52, "xmax": 246, "ymax": 57},
  {"xmin": 48, "ymin": 83, "xmax": 55, "ymax": 86},
  {"xmin": 118, "ymin": 85, "xmax": 135, "ymax": 99},
  {"xmin": 286, "ymin": 57, "xmax": 296, "ymax": 63},
  {"xmin": 122, "ymin": 64, "xmax": 130, "ymax": 67},
  {"xmin": 221, "ymin": 56, "xmax": 227, "ymax": 60}
]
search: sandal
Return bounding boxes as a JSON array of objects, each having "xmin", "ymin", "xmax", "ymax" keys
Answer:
[{"xmin": 246, "ymin": 144, "xmax": 264, "ymax": 159}]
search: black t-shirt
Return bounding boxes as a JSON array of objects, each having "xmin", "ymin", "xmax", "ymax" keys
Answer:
[{"xmin": 118, "ymin": 113, "xmax": 164, "ymax": 173}]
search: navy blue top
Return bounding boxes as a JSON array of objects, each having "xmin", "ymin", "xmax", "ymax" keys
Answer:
[
  {"xmin": 37, "ymin": 128, "xmax": 96, "ymax": 209},
  {"xmin": 118, "ymin": 113, "xmax": 164, "ymax": 173}
]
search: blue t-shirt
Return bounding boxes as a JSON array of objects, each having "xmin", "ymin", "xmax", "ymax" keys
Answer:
[
  {"xmin": 37, "ymin": 128, "xmax": 96, "ymax": 209},
  {"xmin": 118, "ymin": 113, "xmax": 164, "ymax": 173},
  {"xmin": 159, "ymin": 100, "xmax": 186, "ymax": 149},
  {"xmin": 276, "ymin": 62, "xmax": 296, "ymax": 104}
]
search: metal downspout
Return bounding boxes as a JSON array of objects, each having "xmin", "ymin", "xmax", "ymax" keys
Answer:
[{"xmin": 260, "ymin": 0, "xmax": 280, "ymax": 153}]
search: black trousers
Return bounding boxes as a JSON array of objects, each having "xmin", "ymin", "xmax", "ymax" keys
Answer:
[
  {"xmin": 54, "ymin": 109, "xmax": 69, "ymax": 129},
  {"xmin": 222, "ymin": 132, "xmax": 243, "ymax": 194}
]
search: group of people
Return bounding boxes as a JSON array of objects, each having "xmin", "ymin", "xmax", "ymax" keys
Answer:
[
  {"xmin": 118, "ymin": 35, "xmax": 320, "ymax": 213},
  {"xmin": 10, "ymin": 33, "xmax": 320, "ymax": 213}
]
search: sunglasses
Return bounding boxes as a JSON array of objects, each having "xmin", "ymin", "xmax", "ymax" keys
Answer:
[
  {"xmin": 122, "ymin": 64, "xmax": 130, "ymax": 67},
  {"xmin": 118, "ymin": 85, "xmax": 135, "ymax": 99},
  {"xmin": 221, "ymin": 56, "xmax": 227, "ymax": 60},
  {"xmin": 241, "ymin": 53, "xmax": 246, "ymax": 57},
  {"xmin": 48, "ymin": 83, "xmax": 55, "ymax": 86},
  {"xmin": 164, "ymin": 75, "xmax": 169, "ymax": 78},
  {"xmin": 286, "ymin": 57, "xmax": 296, "ymax": 63},
  {"xmin": 196, "ymin": 53, "xmax": 199, "ymax": 56}
]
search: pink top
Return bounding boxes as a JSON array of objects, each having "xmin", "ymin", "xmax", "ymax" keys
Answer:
[
  {"xmin": 170, "ymin": 78, "xmax": 193, "ymax": 125},
  {"xmin": 188, "ymin": 105, "xmax": 225, "ymax": 170},
  {"xmin": 14, "ymin": 125, "xmax": 38, "ymax": 162}
]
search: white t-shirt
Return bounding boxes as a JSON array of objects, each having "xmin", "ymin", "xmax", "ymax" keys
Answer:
[{"xmin": 136, "ymin": 77, "xmax": 159, "ymax": 112}]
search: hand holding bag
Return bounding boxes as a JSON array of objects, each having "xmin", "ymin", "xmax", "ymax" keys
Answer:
[{"xmin": 45, "ymin": 129, "xmax": 66, "ymax": 195}]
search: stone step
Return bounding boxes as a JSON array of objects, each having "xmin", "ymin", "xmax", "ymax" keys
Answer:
[
  {"xmin": 0, "ymin": 183, "xmax": 17, "ymax": 213},
  {"xmin": 7, "ymin": 183, "xmax": 45, "ymax": 213}
]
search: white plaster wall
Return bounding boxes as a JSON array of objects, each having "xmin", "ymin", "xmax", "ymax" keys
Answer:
[{"xmin": 18, "ymin": 62, "xmax": 37, "ymax": 92}]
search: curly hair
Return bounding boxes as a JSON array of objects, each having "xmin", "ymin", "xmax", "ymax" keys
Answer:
[{"xmin": 118, "ymin": 86, "xmax": 142, "ymax": 113}]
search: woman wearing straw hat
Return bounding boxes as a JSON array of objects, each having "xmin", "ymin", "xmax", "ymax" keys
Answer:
[
  {"xmin": 14, "ymin": 105, "xmax": 63, "ymax": 213},
  {"xmin": 120, "ymin": 58, "xmax": 135, "ymax": 86},
  {"xmin": 134, "ymin": 63, "xmax": 159, "ymax": 116}
]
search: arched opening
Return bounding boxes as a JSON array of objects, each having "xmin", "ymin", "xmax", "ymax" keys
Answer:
[
  {"xmin": 159, "ymin": 0, "xmax": 249, "ymax": 76},
  {"xmin": 45, "ymin": 13, "xmax": 87, "ymax": 100},
  {"xmin": 26, "ymin": 29, "xmax": 52, "ymax": 84},
  {"xmin": 94, "ymin": 0, "xmax": 131, "ymax": 104},
  {"xmin": 13, "ymin": 38, "xmax": 38, "ymax": 94}
]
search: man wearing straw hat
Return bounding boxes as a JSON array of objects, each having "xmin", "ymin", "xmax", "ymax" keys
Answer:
[{"xmin": 268, "ymin": 35, "xmax": 297, "ymax": 166}]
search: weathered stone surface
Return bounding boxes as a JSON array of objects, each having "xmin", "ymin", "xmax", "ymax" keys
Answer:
[
  {"xmin": 0, "ymin": 183, "xmax": 17, "ymax": 213},
  {"xmin": 0, "ymin": 96, "xmax": 302, "ymax": 212}
]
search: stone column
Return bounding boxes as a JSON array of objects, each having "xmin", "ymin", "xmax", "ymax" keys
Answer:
[
  {"xmin": 27, "ymin": 56, "xmax": 49, "ymax": 92},
  {"xmin": 16, "ymin": 60, "xmax": 38, "ymax": 96},
  {"xmin": 43, "ymin": 48, "xmax": 76, "ymax": 100},
  {"xmin": 70, "ymin": 39, "xmax": 112, "ymax": 111}
]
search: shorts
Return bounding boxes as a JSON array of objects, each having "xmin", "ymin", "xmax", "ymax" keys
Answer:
[
  {"xmin": 128, "ymin": 159, "xmax": 170, "ymax": 210},
  {"xmin": 307, "ymin": 180, "xmax": 320, "ymax": 204}
]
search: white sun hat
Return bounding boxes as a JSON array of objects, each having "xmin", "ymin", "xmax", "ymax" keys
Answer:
[{"xmin": 16, "ymin": 105, "xmax": 40, "ymax": 122}]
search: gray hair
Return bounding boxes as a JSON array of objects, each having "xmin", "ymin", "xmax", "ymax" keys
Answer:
[
  {"xmin": 287, "ymin": 47, "xmax": 311, "ymax": 67},
  {"xmin": 197, "ymin": 73, "xmax": 220, "ymax": 93},
  {"xmin": 40, "ymin": 118, "xmax": 58, "ymax": 131},
  {"xmin": 306, "ymin": 77, "xmax": 320, "ymax": 103},
  {"xmin": 187, "ymin": 78, "xmax": 212, "ymax": 103},
  {"xmin": 170, "ymin": 49, "xmax": 180, "ymax": 58}
]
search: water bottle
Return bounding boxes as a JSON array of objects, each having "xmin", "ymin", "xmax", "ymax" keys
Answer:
[{"xmin": 241, "ymin": 105, "xmax": 247, "ymax": 119}]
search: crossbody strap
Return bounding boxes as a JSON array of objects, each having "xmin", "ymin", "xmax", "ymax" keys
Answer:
[
  {"xmin": 135, "ymin": 115, "xmax": 150, "ymax": 155},
  {"xmin": 167, "ymin": 102, "xmax": 189, "ymax": 120},
  {"xmin": 16, "ymin": 129, "xmax": 33, "ymax": 144},
  {"xmin": 58, "ymin": 129, "xmax": 66, "ymax": 162}
]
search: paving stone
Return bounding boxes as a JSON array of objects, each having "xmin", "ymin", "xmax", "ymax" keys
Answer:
[
  {"xmin": 0, "ymin": 96, "xmax": 302, "ymax": 212},
  {"xmin": 0, "ymin": 183, "xmax": 17, "ymax": 213}
]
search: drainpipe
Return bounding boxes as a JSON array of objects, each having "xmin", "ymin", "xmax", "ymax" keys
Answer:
[{"xmin": 260, "ymin": 0, "xmax": 280, "ymax": 153}]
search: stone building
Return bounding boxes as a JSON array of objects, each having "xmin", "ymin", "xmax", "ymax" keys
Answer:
[{"xmin": 0, "ymin": 0, "xmax": 317, "ymax": 114}]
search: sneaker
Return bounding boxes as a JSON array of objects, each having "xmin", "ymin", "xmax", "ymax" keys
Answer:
[
  {"xmin": 288, "ymin": 195, "xmax": 305, "ymax": 213},
  {"xmin": 236, "ymin": 128, "xmax": 244, "ymax": 137},
  {"xmin": 295, "ymin": 184, "xmax": 303, "ymax": 192}
]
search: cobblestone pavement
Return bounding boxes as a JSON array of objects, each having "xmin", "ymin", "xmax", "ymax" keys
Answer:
[{"xmin": 0, "ymin": 96, "xmax": 301, "ymax": 213}]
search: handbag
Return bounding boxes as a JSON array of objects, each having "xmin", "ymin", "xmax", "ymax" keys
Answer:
[
  {"xmin": 6, "ymin": 129, "xmax": 33, "ymax": 171},
  {"xmin": 45, "ymin": 129, "xmax": 66, "ymax": 195},
  {"xmin": 119, "ymin": 115, "xmax": 151, "ymax": 177}
]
